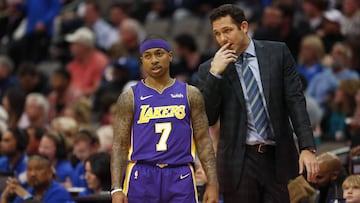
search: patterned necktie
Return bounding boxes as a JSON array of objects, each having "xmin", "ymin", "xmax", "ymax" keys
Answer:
[{"xmin": 239, "ymin": 53, "xmax": 270, "ymax": 139}]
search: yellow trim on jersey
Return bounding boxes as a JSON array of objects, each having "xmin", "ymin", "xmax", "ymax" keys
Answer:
[
  {"xmin": 141, "ymin": 78, "xmax": 176, "ymax": 94},
  {"xmin": 123, "ymin": 161, "xmax": 136, "ymax": 195},
  {"xmin": 128, "ymin": 128, "xmax": 134, "ymax": 160},
  {"xmin": 190, "ymin": 122, "xmax": 196, "ymax": 161},
  {"xmin": 189, "ymin": 163, "xmax": 199, "ymax": 203},
  {"xmin": 186, "ymin": 84, "xmax": 196, "ymax": 161},
  {"xmin": 128, "ymin": 87, "xmax": 135, "ymax": 161}
]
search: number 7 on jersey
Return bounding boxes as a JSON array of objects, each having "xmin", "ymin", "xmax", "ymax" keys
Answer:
[{"xmin": 155, "ymin": 122, "xmax": 172, "ymax": 151}]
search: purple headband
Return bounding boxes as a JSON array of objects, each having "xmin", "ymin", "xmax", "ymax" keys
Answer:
[{"xmin": 140, "ymin": 39, "xmax": 171, "ymax": 54}]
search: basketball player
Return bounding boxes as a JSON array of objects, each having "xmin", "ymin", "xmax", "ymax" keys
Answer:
[{"xmin": 111, "ymin": 35, "xmax": 219, "ymax": 203}]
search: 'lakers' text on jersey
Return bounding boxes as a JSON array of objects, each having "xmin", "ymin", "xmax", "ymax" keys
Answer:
[{"xmin": 130, "ymin": 80, "xmax": 195, "ymax": 164}]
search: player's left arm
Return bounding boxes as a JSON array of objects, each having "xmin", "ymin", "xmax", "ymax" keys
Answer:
[{"xmin": 188, "ymin": 85, "xmax": 219, "ymax": 203}]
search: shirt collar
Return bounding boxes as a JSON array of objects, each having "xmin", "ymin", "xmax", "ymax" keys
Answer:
[{"xmin": 243, "ymin": 40, "xmax": 256, "ymax": 57}]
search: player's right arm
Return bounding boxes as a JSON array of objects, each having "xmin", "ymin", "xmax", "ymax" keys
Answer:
[{"xmin": 111, "ymin": 89, "xmax": 134, "ymax": 203}]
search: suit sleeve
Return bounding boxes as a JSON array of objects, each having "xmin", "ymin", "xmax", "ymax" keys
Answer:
[
  {"xmin": 198, "ymin": 60, "xmax": 222, "ymax": 126},
  {"xmin": 282, "ymin": 44, "xmax": 315, "ymax": 149}
]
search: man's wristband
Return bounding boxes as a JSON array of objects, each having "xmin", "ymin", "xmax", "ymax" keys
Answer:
[{"xmin": 110, "ymin": 187, "xmax": 123, "ymax": 196}]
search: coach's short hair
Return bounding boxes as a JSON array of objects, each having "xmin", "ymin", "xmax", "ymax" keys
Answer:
[{"xmin": 209, "ymin": 4, "xmax": 247, "ymax": 28}]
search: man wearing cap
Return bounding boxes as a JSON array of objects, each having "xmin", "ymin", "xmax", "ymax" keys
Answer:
[
  {"xmin": 65, "ymin": 27, "xmax": 109, "ymax": 97},
  {"xmin": 111, "ymin": 35, "xmax": 219, "ymax": 203},
  {"xmin": 319, "ymin": 9, "xmax": 345, "ymax": 52}
]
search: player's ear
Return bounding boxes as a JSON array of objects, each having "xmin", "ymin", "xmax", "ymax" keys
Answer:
[{"xmin": 168, "ymin": 51, "xmax": 173, "ymax": 62}]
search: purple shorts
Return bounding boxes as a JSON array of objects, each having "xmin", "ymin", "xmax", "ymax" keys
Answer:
[{"xmin": 123, "ymin": 162, "xmax": 198, "ymax": 203}]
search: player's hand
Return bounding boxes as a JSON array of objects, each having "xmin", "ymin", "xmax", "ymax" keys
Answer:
[
  {"xmin": 299, "ymin": 150, "xmax": 319, "ymax": 183},
  {"xmin": 202, "ymin": 183, "xmax": 219, "ymax": 203},
  {"xmin": 210, "ymin": 43, "xmax": 238, "ymax": 75},
  {"xmin": 111, "ymin": 191, "xmax": 128, "ymax": 203}
]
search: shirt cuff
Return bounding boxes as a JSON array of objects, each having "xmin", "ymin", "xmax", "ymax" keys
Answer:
[
  {"xmin": 209, "ymin": 71, "xmax": 222, "ymax": 79},
  {"xmin": 23, "ymin": 194, "xmax": 33, "ymax": 200}
]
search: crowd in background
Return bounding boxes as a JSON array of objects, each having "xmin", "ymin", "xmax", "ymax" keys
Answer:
[{"xmin": 0, "ymin": 0, "xmax": 360, "ymax": 202}]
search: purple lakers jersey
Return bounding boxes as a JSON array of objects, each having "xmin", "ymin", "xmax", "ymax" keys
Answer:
[{"xmin": 130, "ymin": 80, "xmax": 195, "ymax": 165}]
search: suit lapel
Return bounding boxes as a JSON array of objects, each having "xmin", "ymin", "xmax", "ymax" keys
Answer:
[
  {"xmin": 254, "ymin": 41, "xmax": 270, "ymax": 104},
  {"xmin": 224, "ymin": 63, "xmax": 246, "ymax": 107}
]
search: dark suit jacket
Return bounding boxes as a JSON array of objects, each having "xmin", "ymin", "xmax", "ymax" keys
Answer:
[{"xmin": 198, "ymin": 40, "xmax": 315, "ymax": 193}]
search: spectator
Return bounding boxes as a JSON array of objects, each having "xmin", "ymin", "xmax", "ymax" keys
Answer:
[
  {"xmin": 0, "ymin": 155, "xmax": 73, "ymax": 203},
  {"xmin": 116, "ymin": 18, "xmax": 146, "ymax": 59},
  {"xmin": 50, "ymin": 116, "xmax": 78, "ymax": 155},
  {"xmin": 8, "ymin": 0, "xmax": 61, "ymax": 64},
  {"xmin": 0, "ymin": 1, "xmax": 25, "ymax": 60},
  {"xmin": 2, "ymin": 89, "xmax": 26, "ymax": 128},
  {"xmin": 47, "ymin": 69, "xmax": 81, "ymax": 120},
  {"xmin": 343, "ymin": 175, "xmax": 360, "ymax": 203},
  {"xmin": 63, "ymin": 97, "xmax": 92, "ymax": 130},
  {"xmin": 84, "ymin": 0, "xmax": 118, "ymax": 51},
  {"xmin": 71, "ymin": 129, "xmax": 99, "ymax": 188},
  {"xmin": 307, "ymin": 42, "xmax": 359, "ymax": 108},
  {"xmin": 19, "ymin": 93, "xmax": 49, "ymax": 129},
  {"xmin": 0, "ymin": 105, "xmax": 8, "ymax": 133},
  {"xmin": 253, "ymin": 5, "xmax": 284, "ymax": 42},
  {"xmin": 0, "ymin": 55, "xmax": 18, "ymax": 101},
  {"xmin": 96, "ymin": 125, "xmax": 113, "ymax": 154},
  {"xmin": 0, "ymin": 128, "xmax": 29, "ymax": 184},
  {"xmin": 273, "ymin": 1, "xmax": 303, "ymax": 60},
  {"xmin": 16, "ymin": 63, "xmax": 50, "ymax": 96},
  {"xmin": 145, "ymin": 0, "xmax": 167, "ymax": 23},
  {"xmin": 65, "ymin": 27, "xmax": 109, "ymax": 97},
  {"xmin": 302, "ymin": 0, "xmax": 328, "ymax": 33},
  {"xmin": 93, "ymin": 60, "xmax": 132, "ymax": 122},
  {"xmin": 109, "ymin": 2, "xmax": 130, "ymax": 28},
  {"xmin": 79, "ymin": 152, "xmax": 110, "ymax": 196},
  {"xmin": 164, "ymin": 0, "xmax": 199, "ymax": 21},
  {"xmin": 314, "ymin": 152, "xmax": 347, "ymax": 203},
  {"xmin": 96, "ymin": 103, "xmax": 117, "ymax": 153},
  {"xmin": 341, "ymin": 0, "xmax": 360, "ymax": 39},
  {"xmin": 297, "ymin": 34, "xmax": 326, "ymax": 83},
  {"xmin": 318, "ymin": 9, "xmax": 345, "ymax": 53},
  {"xmin": 322, "ymin": 80, "xmax": 360, "ymax": 141},
  {"xmin": 38, "ymin": 131, "xmax": 73, "ymax": 187},
  {"xmin": 171, "ymin": 33, "xmax": 211, "ymax": 86},
  {"xmin": 348, "ymin": 89, "xmax": 360, "ymax": 147},
  {"xmin": 26, "ymin": 126, "xmax": 46, "ymax": 156}
]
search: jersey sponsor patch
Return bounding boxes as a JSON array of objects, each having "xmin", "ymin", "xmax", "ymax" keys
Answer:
[{"xmin": 170, "ymin": 93, "xmax": 184, "ymax": 98}]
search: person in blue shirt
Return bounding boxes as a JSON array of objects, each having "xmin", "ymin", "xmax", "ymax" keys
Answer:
[
  {"xmin": 0, "ymin": 56, "xmax": 19, "ymax": 102},
  {"xmin": 79, "ymin": 152, "xmax": 111, "ymax": 197},
  {"xmin": 0, "ymin": 128, "xmax": 29, "ymax": 185},
  {"xmin": 8, "ymin": 0, "xmax": 61, "ymax": 64},
  {"xmin": 307, "ymin": 42, "xmax": 359, "ymax": 109},
  {"xmin": 38, "ymin": 131, "xmax": 72, "ymax": 187},
  {"xmin": 71, "ymin": 129, "xmax": 99, "ymax": 188},
  {"xmin": 0, "ymin": 154, "xmax": 73, "ymax": 203},
  {"xmin": 296, "ymin": 34, "xmax": 326, "ymax": 83}
]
